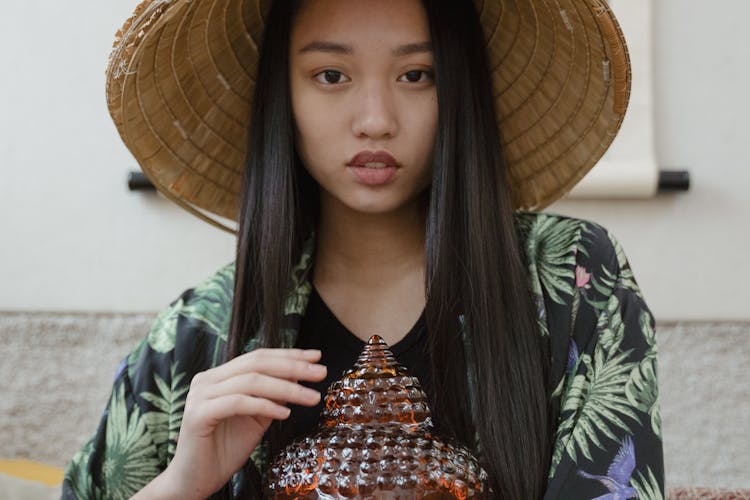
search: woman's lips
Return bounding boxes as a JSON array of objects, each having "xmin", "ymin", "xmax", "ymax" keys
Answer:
[
  {"xmin": 348, "ymin": 150, "xmax": 398, "ymax": 167},
  {"xmin": 348, "ymin": 165, "xmax": 398, "ymax": 185},
  {"xmin": 347, "ymin": 150, "xmax": 399, "ymax": 186}
]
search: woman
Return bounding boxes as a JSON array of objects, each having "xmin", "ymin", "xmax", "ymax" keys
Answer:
[{"xmin": 64, "ymin": 0, "xmax": 664, "ymax": 498}]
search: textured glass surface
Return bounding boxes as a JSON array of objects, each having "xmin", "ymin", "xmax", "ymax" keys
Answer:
[{"xmin": 265, "ymin": 335, "xmax": 489, "ymax": 499}]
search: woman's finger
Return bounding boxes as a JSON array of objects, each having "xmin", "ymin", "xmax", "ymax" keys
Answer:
[
  {"xmin": 195, "ymin": 357, "xmax": 326, "ymax": 392},
  {"xmin": 198, "ymin": 348, "xmax": 322, "ymax": 384},
  {"xmin": 187, "ymin": 394, "xmax": 292, "ymax": 430},
  {"xmin": 201, "ymin": 372, "xmax": 323, "ymax": 407}
]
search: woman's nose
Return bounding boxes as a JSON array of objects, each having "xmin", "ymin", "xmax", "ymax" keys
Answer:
[{"xmin": 351, "ymin": 82, "xmax": 399, "ymax": 140}]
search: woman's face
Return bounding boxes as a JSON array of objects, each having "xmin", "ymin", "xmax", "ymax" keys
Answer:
[{"xmin": 290, "ymin": 0, "xmax": 437, "ymax": 216}]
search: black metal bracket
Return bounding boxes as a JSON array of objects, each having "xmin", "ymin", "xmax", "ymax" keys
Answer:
[
  {"xmin": 657, "ymin": 170, "xmax": 690, "ymax": 192},
  {"xmin": 128, "ymin": 171, "xmax": 156, "ymax": 191}
]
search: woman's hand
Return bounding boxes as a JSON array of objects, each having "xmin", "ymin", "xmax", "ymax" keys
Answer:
[{"xmin": 133, "ymin": 348, "xmax": 327, "ymax": 499}]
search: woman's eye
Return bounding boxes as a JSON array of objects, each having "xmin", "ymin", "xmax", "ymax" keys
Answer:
[
  {"xmin": 399, "ymin": 70, "xmax": 433, "ymax": 83},
  {"xmin": 314, "ymin": 70, "xmax": 350, "ymax": 85}
]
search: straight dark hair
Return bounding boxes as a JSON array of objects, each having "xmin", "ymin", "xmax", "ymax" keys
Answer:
[{"xmin": 227, "ymin": 0, "xmax": 555, "ymax": 497}]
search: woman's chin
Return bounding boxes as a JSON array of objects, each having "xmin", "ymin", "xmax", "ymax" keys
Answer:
[
  {"xmin": 337, "ymin": 196, "xmax": 422, "ymax": 217},
  {"xmin": 319, "ymin": 184, "xmax": 430, "ymax": 218}
]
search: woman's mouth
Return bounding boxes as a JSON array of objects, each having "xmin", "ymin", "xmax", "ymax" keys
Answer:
[
  {"xmin": 347, "ymin": 151, "xmax": 399, "ymax": 186},
  {"xmin": 348, "ymin": 165, "xmax": 398, "ymax": 185},
  {"xmin": 347, "ymin": 150, "xmax": 399, "ymax": 167}
]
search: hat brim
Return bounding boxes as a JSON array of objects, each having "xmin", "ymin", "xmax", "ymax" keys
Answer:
[{"xmin": 107, "ymin": 0, "xmax": 630, "ymax": 232}]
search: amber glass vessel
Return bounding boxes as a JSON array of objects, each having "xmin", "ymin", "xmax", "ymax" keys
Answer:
[{"xmin": 264, "ymin": 335, "xmax": 490, "ymax": 499}]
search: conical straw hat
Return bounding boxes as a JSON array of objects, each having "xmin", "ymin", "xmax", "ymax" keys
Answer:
[{"xmin": 106, "ymin": 0, "xmax": 630, "ymax": 232}]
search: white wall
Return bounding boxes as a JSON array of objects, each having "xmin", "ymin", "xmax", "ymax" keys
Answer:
[{"xmin": 1, "ymin": 1, "xmax": 748, "ymax": 320}]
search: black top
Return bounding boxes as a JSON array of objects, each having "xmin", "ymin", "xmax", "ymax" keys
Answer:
[{"xmin": 290, "ymin": 286, "xmax": 432, "ymax": 438}]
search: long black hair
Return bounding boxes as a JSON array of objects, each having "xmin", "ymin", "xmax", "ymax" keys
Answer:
[{"xmin": 227, "ymin": 1, "xmax": 555, "ymax": 497}]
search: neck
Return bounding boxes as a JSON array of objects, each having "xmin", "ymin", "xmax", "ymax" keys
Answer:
[{"xmin": 313, "ymin": 193, "xmax": 427, "ymax": 290}]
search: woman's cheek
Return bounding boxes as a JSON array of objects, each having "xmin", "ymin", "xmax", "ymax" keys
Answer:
[{"xmin": 297, "ymin": 98, "xmax": 340, "ymax": 145}]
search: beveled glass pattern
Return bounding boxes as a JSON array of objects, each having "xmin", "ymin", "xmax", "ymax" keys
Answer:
[{"xmin": 264, "ymin": 335, "xmax": 489, "ymax": 499}]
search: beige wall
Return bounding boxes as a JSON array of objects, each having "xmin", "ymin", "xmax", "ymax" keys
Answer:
[{"xmin": 1, "ymin": 0, "xmax": 748, "ymax": 320}]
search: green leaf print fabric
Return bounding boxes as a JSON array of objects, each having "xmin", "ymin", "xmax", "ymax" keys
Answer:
[{"xmin": 62, "ymin": 212, "xmax": 664, "ymax": 499}]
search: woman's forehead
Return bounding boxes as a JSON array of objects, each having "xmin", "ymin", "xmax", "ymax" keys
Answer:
[{"xmin": 291, "ymin": 0, "xmax": 431, "ymax": 50}]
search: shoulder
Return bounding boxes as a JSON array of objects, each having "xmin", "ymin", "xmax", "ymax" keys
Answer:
[
  {"xmin": 514, "ymin": 211, "xmax": 644, "ymax": 306},
  {"xmin": 127, "ymin": 262, "xmax": 236, "ymax": 386},
  {"xmin": 513, "ymin": 211, "xmax": 627, "ymax": 314},
  {"xmin": 513, "ymin": 211, "xmax": 620, "ymax": 277},
  {"xmin": 512, "ymin": 212, "xmax": 647, "ymax": 378},
  {"xmin": 171, "ymin": 260, "xmax": 236, "ymax": 343}
]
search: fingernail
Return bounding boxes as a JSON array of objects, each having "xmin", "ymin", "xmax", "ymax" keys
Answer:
[{"xmin": 303, "ymin": 349, "xmax": 322, "ymax": 357}]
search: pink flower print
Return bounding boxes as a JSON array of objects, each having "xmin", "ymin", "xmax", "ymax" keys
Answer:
[{"xmin": 575, "ymin": 265, "xmax": 591, "ymax": 289}]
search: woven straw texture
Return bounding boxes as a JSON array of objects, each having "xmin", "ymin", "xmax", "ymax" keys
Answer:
[{"xmin": 106, "ymin": 0, "xmax": 630, "ymax": 232}]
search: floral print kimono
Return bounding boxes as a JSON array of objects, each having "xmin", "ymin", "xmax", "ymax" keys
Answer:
[{"xmin": 62, "ymin": 212, "xmax": 664, "ymax": 499}]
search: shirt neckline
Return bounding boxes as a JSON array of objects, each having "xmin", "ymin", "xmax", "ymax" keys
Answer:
[{"xmin": 308, "ymin": 285, "xmax": 426, "ymax": 356}]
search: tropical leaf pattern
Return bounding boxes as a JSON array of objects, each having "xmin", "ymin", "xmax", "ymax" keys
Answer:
[
  {"xmin": 284, "ymin": 236, "xmax": 315, "ymax": 316},
  {"xmin": 632, "ymin": 465, "xmax": 666, "ymax": 500},
  {"xmin": 139, "ymin": 361, "xmax": 190, "ymax": 462},
  {"xmin": 101, "ymin": 384, "xmax": 162, "ymax": 498},
  {"xmin": 65, "ymin": 440, "xmax": 101, "ymax": 500},
  {"xmin": 555, "ymin": 340, "xmax": 639, "ymax": 464},
  {"xmin": 62, "ymin": 212, "xmax": 664, "ymax": 500},
  {"xmin": 179, "ymin": 262, "xmax": 235, "ymax": 341},
  {"xmin": 145, "ymin": 299, "xmax": 183, "ymax": 354},
  {"xmin": 626, "ymin": 310, "xmax": 662, "ymax": 437},
  {"xmin": 516, "ymin": 214, "xmax": 586, "ymax": 305}
]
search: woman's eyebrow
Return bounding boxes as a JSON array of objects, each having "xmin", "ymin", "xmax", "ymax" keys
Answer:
[
  {"xmin": 298, "ymin": 41, "xmax": 353, "ymax": 55},
  {"xmin": 297, "ymin": 41, "xmax": 432, "ymax": 56},
  {"xmin": 391, "ymin": 41, "xmax": 432, "ymax": 57}
]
